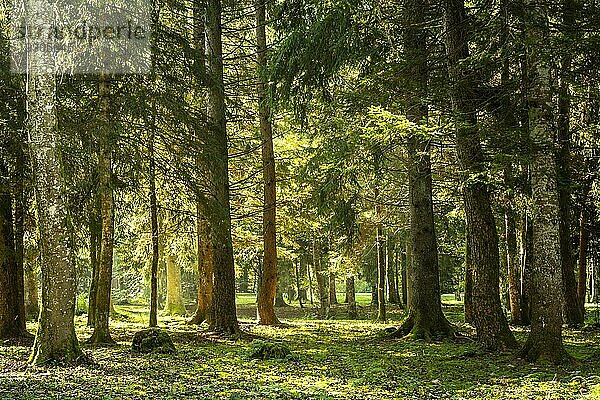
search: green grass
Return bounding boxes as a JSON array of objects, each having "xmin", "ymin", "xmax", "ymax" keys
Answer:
[{"xmin": 1, "ymin": 298, "xmax": 600, "ymax": 399}]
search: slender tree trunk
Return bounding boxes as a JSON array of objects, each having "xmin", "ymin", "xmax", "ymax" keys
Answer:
[
  {"xmin": 394, "ymin": 245, "xmax": 401, "ymax": 307},
  {"xmin": 255, "ymin": 0, "xmax": 280, "ymax": 326},
  {"xmin": 87, "ymin": 193, "xmax": 100, "ymax": 327},
  {"xmin": 443, "ymin": 0, "xmax": 516, "ymax": 350},
  {"xmin": 12, "ymin": 147, "xmax": 28, "ymax": 334},
  {"xmin": 387, "ymin": 237, "xmax": 399, "ymax": 304},
  {"xmin": 499, "ymin": 2, "xmax": 522, "ymax": 326},
  {"xmin": 0, "ymin": 166, "xmax": 28, "ymax": 339},
  {"xmin": 401, "ymin": 237, "xmax": 408, "ymax": 307},
  {"xmin": 307, "ymin": 258, "xmax": 314, "ymax": 305},
  {"xmin": 313, "ymin": 239, "xmax": 328, "ymax": 318},
  {"xmin": 505, "ymin": 205, "xmax": 522, "ymax": 325},
  {"xmin": 149, "ymin": 111, "xmax": 159, "ymax": 328},
  {"xmin": 519, "ymin": 0, "xmax": 571, "ymax": 363},
  {"xmin": 578, "ymin": 207, "xmax": 590, "ymax": 315},
  {"xmin": 206, "ymin": 0, "xmax": 239, "ymax": 334},
  {"xmin": 505, "ymin": 165, "xmax": 522, "ymax": 325},
  {"xmin": 90, "ymin": 73, "xmax": 115, "ymax": 345},
  {"xmin": 295, "ymin": 259, "xmax": 303, "ymax": 308},
  {"xmin": 578, "ymin": 88, "xmax": 598, "ymax": 314},
  {"xmin": 375, "ymin": 187, "xmax": 386, "ymax": 322},
  {"xmin": 371, "ymin": 283, "xmax": 378, "ymax": 306},
  {"xmin": 346, "ymin": 275, "xmax": 357, "ymax": 319},
  {"xmin": 28, "ymin": 73, "xmax": 82, "ymax": 364}
]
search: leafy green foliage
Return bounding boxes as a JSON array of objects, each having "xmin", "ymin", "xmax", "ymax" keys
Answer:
[{"xmin": 248, "ymin": 339, "xmax": 295, "ymax": 361}]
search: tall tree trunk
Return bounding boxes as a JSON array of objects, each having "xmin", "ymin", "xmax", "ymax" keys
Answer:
[
  {"xmin": 24, "ymin": 264, "xmax": 39, "ymax": 320},
  {"xmin": 313, "ymin": 239, "xmax": 328, "ymax": 318},
  {"xmin": 346, "ymin": 275, "xmax": 357, "ymax": 319},
  {"xmin": 504, "ymin": 165, "xmax": 522, "ymax": 325},
  {"xmin": 520, "ymin": 211, "xmax": 533, "ymax": 325},
  {"xmin": 90, "ymin": 73, "xmax": 115, "ymax": 345},
  {"xmin": 148, "ymin": 109, "xmax": 159, "ymax": 328},
  {"xmin": 519, "ymin": 0, "xmax": 571, "ymax": 363},
  {"xmin": 578, "ymin": 207, "xmax": 590, "ymax": 314},
  {"xmin": 375, "ymin": 187, "xmax": 386, "ymax": 322},
  {"xmin": 387, "ymin": 237, "xmax": 399, "ymax": 304},
  {"xmin": 329, "ymin": 273, "xmax": 338, "ymax": 305},
  {"xmin": 443, "ymin": 0, "xmax": 516, "ymax": 350},
  {"xmin": 401, "ymin": 237, "xmax": 408, "ymax": 307},
  {"xmin": 392, "ymin": 0, "xmax": 451, "ymax": 339},
  {"xmin": 164, "ymin": 244, "xmax": 186, "ymax": 316},
  {"xmin": 578, "ymin": 88, "xmax": 598, "ymax": 314},
  {"xmin": 28, "ymin": 73, "xmax": 82, "ymax": 364},
  {"xmin": 499, "ymin": 1, "xmax": 522, "ymax": 326},
  {"xmin": 0, "ymin": 165, "xmax": 28, "ymax": 339},
  {"xmin": 556, "ymin": 0, "xmax": 583, "ymax": 327},
  {"xmin": 87, "ymin": 192, "xmax": 100, "ymax": 327},
  {"xmin": 190, "ymin": 213, "xmax": 213, "ymax": 324},
  {"xmin": 255, "ymin": 0, "xmax": 280, "ymax": 326},
  {"xmin": 307, "ymin": 258, "xmax": 314, "ymax": 305},
  {"xmin": 189, "ymin": 0, "xmax": 214, "ymax": 326},
  {"xmin": 206, "ymin": 0, "xmax": 239, "ymax": 334},
  {"xmin": 295, "ymin": 259, "xmax": 303, "ymax": 308},
  {"xmin": 12, "ymin": 146, "xmax": 28, "ymax": 334},
  {"xmin": 505, "ymin": 203, "xmax": 522, "ymax": 325},
  {"xmin": 464, "ymin": 239, "xmax": 474, "ymax": 323}
]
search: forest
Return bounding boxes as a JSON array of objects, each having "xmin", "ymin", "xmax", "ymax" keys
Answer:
[{"xmin": 1, "ymin": 0, "xmax": 600, "ymax": 398}]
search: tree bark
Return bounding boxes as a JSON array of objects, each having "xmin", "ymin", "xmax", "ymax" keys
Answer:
[
  {"xmin": 387, "ymin": 237, "xmax": 399, "ymax": 304},
  {"xmin": 28, "ymin": 73, "xmax": 82, "ymax": 364},
  {"xmin": 0, "ymin": 165, "xmax": 28, "ymax": 339},
  {"xmin": 90, "ymin": 73, "xmax": 116, "ymax": 345},
  {"xmin": 329, "ymin": 273, "xmax": 338, "ymax": 305},
  {"xmin": 148, "ymin": 109, "xmax": 159, "ymax": 328},
  {"xmin": 346, "ymin": 275, "xmax": 357, "ymax": 319},
  {"xmin": 87, "ymin": 192, "xmax": 101, "ymax": 327},
  {"xmin": 375, "ymin": 187, "xmax": 386, "ymax": 322},
  {"xmin": 391, "ymin": 0, "xmax": 451, "ymax": 339},
  {"xmin": 504, "ymin": 165, "xmax": 522, "ymax": 325},
  {"xmin": 313, "ymin": 239, "xmax": 328, "ymax": 318},
  {"xmin": 12, "ymin": 146, "xmax": 28, "ymax": 333},
  {"xmin": 464, "ymin": 239, "xmax": 474, "ymax": 323},
  {"xmin": 190, "ymin": 211, "xmax": 213, "ymax": 324},
  {"xmin": 519, "ymin": 0, "xmax": 571, "ymax": 363},
  {"xmin": 255, "ymin": 0, "xmax": 280, "ymax": 326},
  {"xmin": 188, "ymin": 0, "xmax": 214, "ymax": 327},
  {"xmin": 164, "ymin": 245, "xmax": 186, "ymax": 316},
  {"xmin": 443, "ymin": 0, "xmax": 516, "ymax": 350},
  {"xmin": 206, "ymin": 0, "xmax": 239, "ymax": 334},
  {"xmin": 401, "ymin": 237, "xmax": 408, "ymax": 307},
  {"xmin": 577, "ymin": 207, "xmax": 590, "ymax": 314},
  {"xmin": 556, "ymin": 0, "xmax": 583, "ymax": 327}
]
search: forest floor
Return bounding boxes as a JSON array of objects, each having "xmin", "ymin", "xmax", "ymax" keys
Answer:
[{"xmin": 2, "ymin": 294, "xmax": 600, "ymax": 399}]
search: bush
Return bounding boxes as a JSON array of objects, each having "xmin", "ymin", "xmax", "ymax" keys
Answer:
[{"xmin": 248, "ymin": 339, "xmax": 296, "ymax": 361}]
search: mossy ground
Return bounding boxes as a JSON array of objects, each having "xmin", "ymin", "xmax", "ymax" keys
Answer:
[{"xmin": 2, "ymin": 294, "xmax": 600, "ymax": 399}]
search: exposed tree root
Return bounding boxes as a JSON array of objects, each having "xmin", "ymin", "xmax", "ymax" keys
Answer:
[
  {"xmin": 518, "ymin": 340, "xmax": 574, "ymax": 365},
  {"xmin": 389, "ymin": 315, "xmax": 454, "ymax": 341}
]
